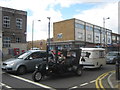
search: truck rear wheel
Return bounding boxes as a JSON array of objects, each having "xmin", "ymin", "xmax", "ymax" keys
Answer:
[
  {"xmin": 32, "ymin": 71, "xmax": 42, "ymax": 82},
  {"xmin": 76, "ymin": 67, "xmax": 82, "ymax": 76}
]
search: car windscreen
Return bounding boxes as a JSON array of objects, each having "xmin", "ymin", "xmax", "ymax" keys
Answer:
[
  {"xmin": 107, "ymin": 52, "xmax": 118, "ymax": 56},
  {"xmin": 18, "ymin": 51, "xmax": 31, "ymax": 59}
]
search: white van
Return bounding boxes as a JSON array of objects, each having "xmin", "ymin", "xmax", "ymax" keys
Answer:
[{"xmin": 80, "ymin": 48, "xmax": 106, "ymax": 68}]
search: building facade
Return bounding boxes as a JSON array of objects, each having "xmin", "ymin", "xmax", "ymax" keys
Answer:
[
  {"xmin": 52, "ymin": 18, "xmax": 119, "ymax": 51},
  {"xmin": 0, "ymin": 6, "xmax": 27, "ymax": 58},
  {"xmin": 27, "ymin": 40, "xmax": 47, "ymax": 50}
]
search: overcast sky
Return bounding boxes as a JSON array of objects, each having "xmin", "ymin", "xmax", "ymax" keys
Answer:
[{"xmin": 0, "ymin": 0, "xmax": 119, "ymax": 41}]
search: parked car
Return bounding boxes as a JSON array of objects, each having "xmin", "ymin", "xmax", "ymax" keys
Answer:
[
  {"xmin": 106, "ymin": 51, "xmax": 120, "ymax": 64},
  {"xmin": 2, "ymin": 50, "xmax": 53, "ymax": 75}
]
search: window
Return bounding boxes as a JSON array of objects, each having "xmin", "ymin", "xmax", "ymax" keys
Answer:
[
  {"xmin": 95, "ymin": 36, "xmax": 99, "ymax": 41},
  {"xmin": 16, "ymin": 38, "xmax": 21, "ymax": 43},
  {"xmin": 94, "ymin": 28, "xmax": 100, "ymax": 33},
  {"xmin": 30, "ymin": 52, "xmax": 45, "ymax": 59},
  {"xmin": 75, "ymin": 23, "xmax": 84, "ymax": 30},
  {"xmin": 87, "ymin": 34, "xmax": 92, "ymax": 40},
  {"xmin": 78, "ymin": 32, "xmax": 83, "ymax": 39},
  {"xmin": 3, "ymin": 16, "xmax": 10, "ymax": 28},
  {"xmin": 112, "ymin": 36, "xmax": 116, "ymax": 41},
  {"xmin": 40, "ymin": 52, "xmax": 47, "ymax": 58},
  {"xmin": 3, "ymin": 37, "xmax": 11, "ymax": 47},
  {"xmin": 16, "ymin": 18, "xmax": 22, "ymax": 29},
  {"xmin": 99, "ymin": 51, "xmax": 104, "ymax": 58},
  {"xmin": 86, "ymin": 26, "xmax": 93, "ymax": 31}
]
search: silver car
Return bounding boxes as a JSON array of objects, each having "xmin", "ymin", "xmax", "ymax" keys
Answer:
[
  {"xmin": 2, "ymin": 50, "xmax": 53, "ymax": 74},
  {"xmin": 106, "ymin": 51, "xmax": 119, "ymax": 64}
]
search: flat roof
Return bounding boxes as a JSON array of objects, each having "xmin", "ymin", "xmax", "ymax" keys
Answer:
[{"xmin": 81, "ymin": 48, "xmax": 105, "ymax": 51}]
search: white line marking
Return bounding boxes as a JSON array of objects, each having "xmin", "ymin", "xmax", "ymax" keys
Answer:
[
  {"xmin": 70, "ymin": 86, "xmax": 78, "ymax": 89},
  {"xmin": 90, "ymin": 80, "xmax": 96, "ymax": 83},
  {"xmin": 1, "ymin": 83, "xmax": 12, "ymax": 88},
  {"xmin": 80, "ymin": 83, "xmax": 88, "ymax": 87},
  {"xmin": 2, "ymin": 71, "xmax": 5, "ymax": 74},
  {"xmin": 8, "ymin": 74, "xmax": 56, "ymax": 90},
  {"xmin": 107, "ymin": 72, "xmax": 115, "ymax": 88}
]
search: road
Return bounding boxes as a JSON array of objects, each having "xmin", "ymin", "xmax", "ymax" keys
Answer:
[{"xmin": 2, "ymin": 64, "xmax": 115, "ymax": 89}]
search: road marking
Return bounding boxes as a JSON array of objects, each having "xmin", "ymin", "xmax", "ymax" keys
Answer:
[
  {"xmin": 80, "ymin": 83, "xmax": 88, "ymax": 87},
  {"xmin": 69, "ymin": 86, "xmax": 78, "ymax": 90},
  {"xmin": 99, "ymin": 73, "xmax": 108, "ymax": 89},
  {"xmin": 1, "ymin": 83, "xmax": 12, "ymax": 88},
  {"xmin": 90, "ymin": 80, "xmax": 96, "ymax": 83},
  {"xmin": 2, "ymin": 71, "xmax": 5, "ymax": 74},
  {"xmin": 95, "ymin": 70, "xmax": 115, "ymax": 89},
  {"xmin": 8, "ymin": 74, "xmax": 56, "ymax": 90},
  {"xmin": 95, "ymin": 72, "xmax": 107, "ymax": 89},
  {"xmin": 69, "ymin": 79, "xmax": 96, "ymax": 89}
]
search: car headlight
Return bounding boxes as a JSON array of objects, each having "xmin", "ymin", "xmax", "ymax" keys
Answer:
[
  {"xmin": 109, "ymin": 58, "xmax": 113, "ymax": 60},
  {"xmin": 46, "ymin": 65, "xmax": 49, "ymax": 70},
  {"xmin": 7, "ymin": 62, "xmax": 15, "ymax": 66},
  {"xmin": 35, "ymin": 65, "xmax": 38, "ymax": 69}
]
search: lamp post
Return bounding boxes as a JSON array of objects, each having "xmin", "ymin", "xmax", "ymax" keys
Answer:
[
  {"xmin": 47, "ymin": 17, "xmax": 51, "ymax": 51},
  {"xmin": 103, "ymin": 17, "xmax": 110, "ymax": 50},
  {"xmin": 32, "ymin": 20, "xmax": 41, "ymax": 50}
]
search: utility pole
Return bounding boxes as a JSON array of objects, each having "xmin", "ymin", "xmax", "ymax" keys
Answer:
[
  {"xmin": 47, "ymin": 17, "xmax": 51, "ymax": 51},
  {"xmin": 103, "ymin": 17, "xmax": 110, "ymax": 52}
]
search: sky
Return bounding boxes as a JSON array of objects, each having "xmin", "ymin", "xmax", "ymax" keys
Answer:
[{"xmin": 0, "ymin": 0, "xmax": 119, "ymax": 41}]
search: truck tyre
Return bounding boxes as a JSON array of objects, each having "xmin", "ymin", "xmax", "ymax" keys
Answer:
[
  {"xmin": 32, "ymin": 71, "xmax": 42, "ymax": 82},
  {"xmin": 76, "ymin": 67, "xmax": 82, "ymax": 76}
]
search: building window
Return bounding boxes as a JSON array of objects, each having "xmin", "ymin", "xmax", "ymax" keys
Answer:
[
  {"xmin": 78, "ymin": 32, "xmax": 83, "ymax": 39},
  {"xmin": 95, "ymin": 36, "xmax": 99, "ymax": 41},
  {"xmin": 16, "ymin": 38, "xmax": 21, "ymax": 43},
  {"xmin": 87, "ymin": 34, "xmax": 92, "ymax": 40},
  {"xmin": 3, "ymin": 37, "xmax": 11, "ymax": 48},
  {"xmin": 94, "ymin": 28, "xmax": 100, "ymax": 33},
  {"xmin": 86, "ymin": 26, "xmax": 93, "ymax": 31},
  {"xmin": 16, "ymin": 18, "xmax": 22, "ymax": 29},
  {"xmin": 75, "ymin": 23, "xmax": 84, "ymax": 30},
  {"xmin": 3, "ymin": 16, "xmax": 10, "ymax": 28}
]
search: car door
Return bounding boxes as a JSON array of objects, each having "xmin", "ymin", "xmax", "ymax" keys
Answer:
[{"xmin": 24, "ymin": 51, "xmax": 45, "ymax": 71}]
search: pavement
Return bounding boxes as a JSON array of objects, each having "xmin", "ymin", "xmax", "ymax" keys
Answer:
[{"xmin": 102, "ymin": 71, "xmax": 120, "ymax": 89}]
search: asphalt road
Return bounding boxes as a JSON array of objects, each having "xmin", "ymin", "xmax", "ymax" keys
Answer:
[{"xmin": 2, "ymin": 64, "xmax": 115, "ymax": 89}]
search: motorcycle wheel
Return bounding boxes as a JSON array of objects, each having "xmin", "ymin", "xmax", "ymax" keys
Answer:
[{"xmin": 32, "ymin": 71, "xmax": 42, "ymax": 82}]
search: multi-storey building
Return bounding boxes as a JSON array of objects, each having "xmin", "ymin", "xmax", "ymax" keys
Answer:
[
  {"xmin": 0, "ymin": 6, "xmax": 27, "ymax": 58},
  {"xmin": 52, "ymin": 18, "xmax": 119, "ymax": 51}
]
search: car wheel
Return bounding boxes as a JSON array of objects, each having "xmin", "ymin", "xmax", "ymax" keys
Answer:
[
  {"xmin": 17, "ymin": 66, "xmax": 26, "ymax": 75},
  {"xmin": 32, "ymin": 71, "xmax": 42, "ymax": 82},
  {"xmin": 76, "ymin": 67, "xmax": 82, "ymax": 76}
]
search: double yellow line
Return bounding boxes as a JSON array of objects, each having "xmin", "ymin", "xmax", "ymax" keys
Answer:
[{"xmin": 95, "ymin": 70, "xmax": 114, "ymax": 90}]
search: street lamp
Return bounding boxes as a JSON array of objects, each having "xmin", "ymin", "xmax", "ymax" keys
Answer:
[
  {"xmin": 32, "ymin": 20, "xmax": 41, "ymax": 50},
  {"xmin": 103, "ymin": 17, "xmax": 110, "ymax": 49},
  {"xmin": 47, "ymin": 17, "xmax": 51, "ymax": 51}
]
